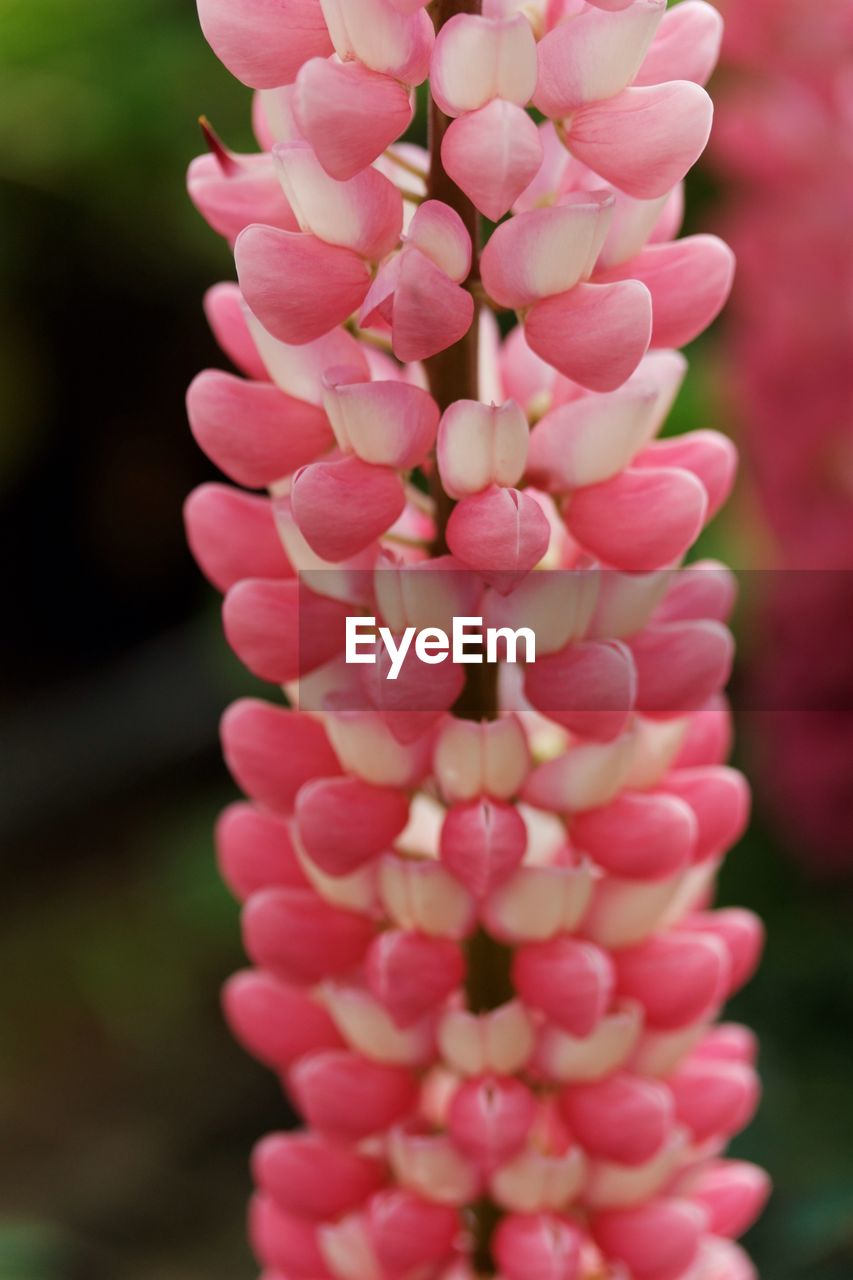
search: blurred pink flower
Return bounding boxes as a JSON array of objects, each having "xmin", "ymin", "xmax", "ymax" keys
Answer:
[{"xmin": 715, "ymin": 0, "xmax": 853, "ymax": 872}]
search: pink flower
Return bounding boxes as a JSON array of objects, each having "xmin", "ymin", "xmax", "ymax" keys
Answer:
[{"xmin": 187, "ymin": 1, "xmax": 768, "ymax": 1276}]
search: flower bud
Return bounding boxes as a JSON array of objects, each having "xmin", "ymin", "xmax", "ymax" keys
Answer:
[
  {"xmin": 366, "ymin": 930, "xmax": 465, "ymax": 1026},
  {"xmin": 295, "ymin": 776, "xmax": 410, "ymax": 876},
  {"xmin": 438, "ymin": 398, "xmax": 529, "ymax": 499},
  {"xmin": 440, "ymin": 798, "xmax": 528, "ymax": 898},
  {"xmin": 434, "ymin": 715, "xmax": 530, "ymax": 803},
  {"xmin": 291, "ymin": 1051, "xmax": 418, "ymax": 1141},
  {"xmin": 253, "ymin": 1133, "xmax": 384, "ymax": 1220},
  {"xmin": 448, "ymin": 1076, "xmax": 537, "ymax": 1171},
  {"xmin": 493, "ymin": 1213, "xmax": 584, "ymax": 1280},
  {"xmin": 513, "ymin": 938, "xmax": 615, "ymax": 1037},
  {"xmin": 560, "ymin": 1074, "xmax": 674, "ymax": 1167}
]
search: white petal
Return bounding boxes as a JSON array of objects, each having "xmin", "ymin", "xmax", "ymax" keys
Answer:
[
  {"xmin": 322, "ymin": 985, "xmax": 434, "ymax": 1065},
  {"xmin": 581, "ymin": 872, "xmax": 687, "ymax": 949},
  {"xmin": 536, "ymin": 1003, "xmax": 643, "ymax": 1082}
]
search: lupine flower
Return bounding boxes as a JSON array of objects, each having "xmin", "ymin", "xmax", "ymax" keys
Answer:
[
  {"xmin": 714, "ymin": 0, "xmax": 853, "ymax": 873},
  {"xmin": 186, "ymin": 1, "xmax": 768, "ymax": 1276}
]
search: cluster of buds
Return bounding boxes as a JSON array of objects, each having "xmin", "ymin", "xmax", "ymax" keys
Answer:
[{"xmin": 186, "ymin": 1, "xmax": 769, "ymax": 1277}]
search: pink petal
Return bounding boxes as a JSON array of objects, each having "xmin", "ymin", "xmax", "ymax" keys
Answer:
[
  {"xmin": 368, "ymin": 1191, "xmax": 460, "ymax": 1273},
  {"xmin": 249, "ymin": 1195, "xmax": 331, "ymax": 1277},
  {"xmin": 614, "ymin": 932, "xmax": 730, "ymax": 1030},
  {"xmin": 499, "ymin": 322, "xmax": 566, "ymax": 416},
  {"xmin": 534, "ymin": 0, "xmax": 666, "ymax": 117},
  {"xmin": 220, "ymin": 699, "xmax": 341, "ymax": 813},
  {"xmin": 358, "ymin": 639, "xmax": 466, "ymax": 745},
  {"xmin": 188, "ymin": 151, "xmax": 298, "ymax": 243},
  {"xmin": 661, "ymin": 767, "xmax": 751, "ymax": 863},
  {"xmin": 596, "ymin": 189, "xmax": 671, "ymax": 271},
  {"xmin": 634, "ymin": 429, "xmax": 737, "ymax": 520},
  {"xmin": 572, "ymin": 791, "xmax": 697, "ymax": 881},
  {"xmin": 599, "ymin": 235, "xmax": 735, "ymax": 350},
  {"xmin": 184, "ymin": 484, "xmax": 292, "ymax": 592},
  {"xmin": 246, "ymin": 316, "xmax": 370, "ymax": 405},
  {"xmin": 694, "ymin": 1238, "xmax": 756, "ymax": 1279},
  {"xmin": 512, "ymin": 937, "xmax": 616, "ymax": 1037},
  {"xmin": 634, "ymin": 0, "xmax": 724, "ymax": 88},
  {"xmin": 525, "ymin": 280, "xmax": 653, "ymax": 392},
  {"xmin": 373, "ymin": 553, "xmax": 483, "ymax": 635},
  {"xmin": 243, "ymin": 886, "xmax": 375, "ymax": 982},
  {"xmin": 669, "ymin": 1059, "xmax": 760, "ymax": 1146},
  {"xmin": 448, "ymin": 1076, "xmax": 537, "ymax": 1171},
  {"xmin": 273, "ymin": 140, "xmax": 403, "ymax": 260},
  {"xmin": 493, "ymin": 1214, "xmax": 584, "ymax": 1280},
  {"xmin": 391, "ymin": 248, "xmax": 475, "ymax": 362},
  {"xmin": 204, "ymin": 282, "xmax": 267, "ymax": 379},
  {"xmin": 438, "ymin": 398, "xmax": 529, "ymax": 498},
  {"xmin": 672, "ymin": 695, "xmax": 733, "ymax": 770},
  {"xmin": 566, "ymin": 82, "xmax": 714, "ymax": 201},
  {"xmin": 628, "ymin": 620, "xmax": 735, "ymax": 715},
  {"xmin": 236, "ymin": 226, "xmax": 370, "ymax": 345},
  {"xmin": 216, "ymin": 803, "xmax": 309, "ymax": 901},
  {"xmin": 324, "ymin": 375, "xmax": 439, "ymax": 469},
  {"xmin": 430, "ymin": 13, "xmax": 538, "ymax": 117},
  {"xmin": 584, "ymin": 0, "xmax": 639, "ymax": 8},
  {"xmin": 295, "ymin": 775, "xmax": 410, "ymax": 875},
  {"xmin": 512, "ymin": 118, "xmax": 576, "ymax": 214},
  {"xmin": 694, "ymin": 1023, "xmax": 759, "ymax": 1068},
  {"xmin": 654, "ymin": 562, "xmax": 738, "ymax": 625},
  {"xmin": 649, "ymin": 182, "xmax": 685, "ymax": 245},
  {"xmin": 481, "ymin": 194, "xmax": 615, "ymax": 309},
  {"xmin": 294, "ymin": 57, "xmax": 413, "ymax": 180},
  {"xmin": 560, "ymin": 1074, "xmax": 673, "ymax": 1167},
  {"xmin": 253, "ymin": 1132, "xmax": 384, "ymax": 1220},
  {"xmin": 406, "ymin": 200, "xmax": 472, "ymax": 282},
  {"xmin": 290, "ymin": 454, "xmax": 406, "ymax": 562},
  {"xmin": 366, "ymin": 930, "xmax": 465, "ymax": 1026},
  {"xmin": 447, "ymin": 486, "xmax": 551, "ymax": 591},
  {"xmin": 565, "ymin": 466, "xmax": 708, "ymax": 569},
  {"xmin": 196, "ymin": 0, "xmax": 333, "ymax": 89},
  {"xmin": 253, "ymin": 84, "xmax": 303, "ymax": 150},
  {"xmin": 440, "ymin": 799, "xmax": 528, "ymax": 897},
  {"xmin": 591, "ymin": 1200, "xmax": 705, "ymax": 1280},
  {"xmin": 527, "ymin": 383, "xmax": 660, "ymax": 492},
  {"xmin": 483, "ymin": 569, "xmax": 599, "ymax": 657},
  {"xmin": 442, "ymin": 100, "xmax": 544, "ymax": 222},
  {"xmin": 223, "ymin": 970, "xmax": 343, "ymax": 1069},
  {"xmin": 320, "ymin": 0, "xmax": 434, "ymax": 83},
  {"xmin": 524, "ymin": 640, "xmax": 637, "ymax": 742},
  {"xmin": 291, "ymin": 1050, "xmax": 418, "ymax": 1140},
  {"xmin": 689, "ymin": 1160, "xmax": 771, "ymax": 1240},
  {"xmin": 223, "ymin": 578, "xmax": 350, "ymax": 684},
  {"xmin": 683, "ymin": 909, "xmax": 764, "ymax": 997},
  {"xmin": 187, "ymin": 370, "xmax": 333, "ymax": 488},
  {"xmin": 359, "ymin": 253, "xmax": 402, "ymax": 330}
]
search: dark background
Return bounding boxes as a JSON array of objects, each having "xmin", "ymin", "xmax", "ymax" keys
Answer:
[{"xmin": 0, "ymin": 2, "xmax": 851, "ymax": 1277}]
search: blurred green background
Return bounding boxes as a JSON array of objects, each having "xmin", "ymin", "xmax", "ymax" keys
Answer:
[{"xmin": 0, "ymin": 2, "xmax": 851, "ymax": 1278}]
